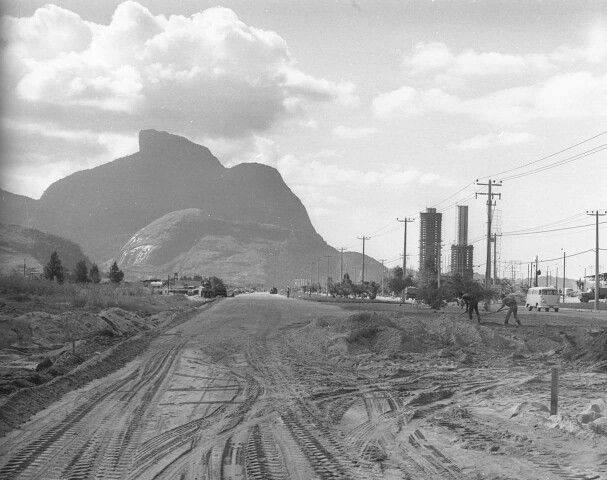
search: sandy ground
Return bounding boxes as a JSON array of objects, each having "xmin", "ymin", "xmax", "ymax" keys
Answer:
[{"xmin": 0, "ymin": 293, "xmax": 606, "ymax": 479}]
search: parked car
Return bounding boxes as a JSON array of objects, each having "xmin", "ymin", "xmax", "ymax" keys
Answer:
[
  {"xmin": 525, "ymin": 287, "xmax": 559, "ymax": 311},
  {"xmin": 579, "ymin": 288, "xmax": 607, "ymax": 302}
]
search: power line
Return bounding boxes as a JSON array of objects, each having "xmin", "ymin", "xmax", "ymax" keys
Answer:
[
  {"xmin": 501, "ymin": 143, "xmax": 607, "ymax": 181},
  {"xmin": 501, "ymin": 221, "xmax": 606, "ymax": 237},
  {"xmin": 431, "ymin": 182, "xmax": 474, "ymax": 209},
  {"xmin": 480, "ymin": 129, "xmax": 607, "ymax": 180},
  {"xmin": 430, "ymin": 131, "xmax": 607, "ymax": 217}
]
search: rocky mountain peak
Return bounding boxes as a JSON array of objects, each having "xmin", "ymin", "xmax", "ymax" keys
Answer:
[{"xmin": 138, "ymin": 129, "xmax": 220, "ymax": 167}]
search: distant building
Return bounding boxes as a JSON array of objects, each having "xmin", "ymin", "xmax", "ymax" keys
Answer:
[
  {"xmin": 419, "ymin": 207, "xmax": 442, "ymax": 283},
  {"xmin": 450, "ymin": 205, "xmax": 474, "ymax": 279}
]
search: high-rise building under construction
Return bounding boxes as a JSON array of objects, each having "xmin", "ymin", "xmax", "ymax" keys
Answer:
[
  {"xmin": 450, "ymin": 205, "xmax": 474, "ymax": 279},
  {"xmin": 419, "ymin": 207, "xmax": 442, "ymax": 283}
]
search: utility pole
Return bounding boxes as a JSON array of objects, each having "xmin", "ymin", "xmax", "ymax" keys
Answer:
[
  {"xmin": 491, "ymin": 233, "xmax": 501, "ymax": 285},
  {"xmin": 357, "ymin": 236, "xmax": 370, "ymax": 283},
  {"xmin": 562, "ymin": 251, "xmax": 566, "ymax": 303},
  {"xmin": 396, "ymin": 217, "xmax": 414, "ymax": 275},
  {"xmin": 535, "ymin": 255, "xmax": 539, "ymax": 287},
  {"xmin": 339, "ymin": 247, "xmax": 346, "ymax": 282},
  {"xmin": 587, "ymin": 210, "xmax": 606, "ymax": 311},
  {"xmin": 476, "ymin": 179, "xmax": 502, "ymax": 288}
]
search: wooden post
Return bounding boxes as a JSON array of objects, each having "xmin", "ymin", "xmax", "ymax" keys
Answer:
[{"xmin": 550, "ymin": 367, "xmax": 559, "ymax": 415}]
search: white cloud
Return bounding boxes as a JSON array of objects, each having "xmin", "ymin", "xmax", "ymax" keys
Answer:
[
  {"xmin": 376, "ymin": 29, "xmax": 607, "ymax": 125},
  {"xmin": 332, "ymin": 125, "xmax": 377, "ymax": 139},
  {"xmin": 2, "ymin": 2, "xmax": 358, "ymax": 139},
  {"xmin": 452, "ymin": 131, "xmax": 537, "ymax": 150},
  {"xmin": 404, "ymin": 41, "xmax": 553, "ymax": 81},
  {"xmin": 372, "ymin": 86, "xmax": 420, "ymax": 119},
  {"xmin": 372, "ymin": 71, "xmax": 607, "ymax": 124}
]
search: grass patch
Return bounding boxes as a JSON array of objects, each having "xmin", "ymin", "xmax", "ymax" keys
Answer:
[{"xmin": 0, "ymin": 274, "xmax": 187, "ymax": 314}]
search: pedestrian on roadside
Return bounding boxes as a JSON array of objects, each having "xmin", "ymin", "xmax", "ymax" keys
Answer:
[
  {"xmin": 497, "ymin": 294, "xmax": 521, "ymax": 326},
  {"xmin": 461, "ymin": 292, "xmax": 481, "ymax": 323}
]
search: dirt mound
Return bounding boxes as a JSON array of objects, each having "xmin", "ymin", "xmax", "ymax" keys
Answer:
[{"xmin": 0, "ymin": 308, "xmax": 153, "ymax": 352}]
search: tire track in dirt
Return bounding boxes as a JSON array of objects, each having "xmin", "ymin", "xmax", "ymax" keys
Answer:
[{"xmin": 0, "ymin": 371, "xmax": 137, "ymax": 479}]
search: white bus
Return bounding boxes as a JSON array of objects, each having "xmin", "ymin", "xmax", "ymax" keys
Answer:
[{"xmin": 525, "ymin": 287, "xmax": 560, "ymax": 312}]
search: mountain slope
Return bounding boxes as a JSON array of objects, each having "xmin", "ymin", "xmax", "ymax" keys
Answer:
[
  {"xmin": 117, "ymin": 208, "xmax": 384, "ymax": 285},
  {"xmin": 34, "ymin": 130, "xmax": 315, "ymax": 261},
  {"xmin": 0, "ymin": 223, "xmax": 89, "ymax": 274},
  {"xmin": 0, "ymin": 189, "xmax": 38, "ymax": 228}
]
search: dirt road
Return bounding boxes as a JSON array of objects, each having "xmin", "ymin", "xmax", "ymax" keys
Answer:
[{"xmin": 1, "ymin": 294, "xmax": 605, "ymax": 479}]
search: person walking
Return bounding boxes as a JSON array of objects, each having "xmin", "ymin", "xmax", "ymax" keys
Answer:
[
  {"xmin": 461, "ymin": 292, "xmax": 481, "ymax": 323},
  {"xmin": 497, "ymin": 294, "xmax": 521, "ymax": 326}
]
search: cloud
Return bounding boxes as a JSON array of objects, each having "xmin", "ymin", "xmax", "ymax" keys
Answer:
[
  {"xmin": 452, "ymin": 131, "xmax": 537, "ymax": 150},
  {"xmin": 372, "ymin": 71, "xmax": 607, "ymax": 124},
  {"xmin": 332, "ymin": 125, "xmax": 377, "ymax": 139},
  {"xmin": 1, "ymin": 1, "xmax": 359, "ymax": 195},
  {"xmin": 404, "ymin": 41, "xmax": 553, "ymax": 81},
  {"xmin": 375, "ymin": 28, "xmax": 607, "ymax": 125},
  {"xmin": 2, "ymin": 3, "xmax": 357, "ymax": 138}
]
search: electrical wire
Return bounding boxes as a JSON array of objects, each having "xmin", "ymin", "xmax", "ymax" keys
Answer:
[
  {"xmin": 501, "ymin": 221, "xmax": 606, "ymax": 237},
  {"xmin": 479, "ymin": 129, "xmax": 607, "ymax": 180},
  {"xmin": 431, "ymin": 182, "xmax": 475, "ymax": 209},
  {"xmin": 501, "ymin": 143, "xmax": 607, "ymax": 181}
]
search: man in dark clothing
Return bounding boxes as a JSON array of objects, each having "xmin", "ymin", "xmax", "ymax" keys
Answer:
[
  {"xmin": 497, "ymin": 294, "xmax": 521, "ymax": 326},
  {"xmin": 461, "ymin": 293, "xmax": 481, "ymax": 323}
]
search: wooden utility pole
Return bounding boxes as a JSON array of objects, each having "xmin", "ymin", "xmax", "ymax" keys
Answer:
[
  {"xmin": 357, "ymin": 236, "xmax": 370, "ymax": 283},
  {"xmin": 491, "ymin": 233, "xmax": 501, "ymax": 285},
  {"xmin": 562, "ymin": 251, "xmax": 566, "ymax": 303},
  {"xmin": 534, "ymin": 255, "xmax": 539, "ymax": 287},
  {"xmin": 587, "ymin": 210, "xmax": 606, "ymax": 311},
  {"xmin": 396, "ymin": 217, "xmax": 414, "ymax": 275},
  {"xmin": 476, "ymin": 179, "xmax": 502, "ymax": 288}
]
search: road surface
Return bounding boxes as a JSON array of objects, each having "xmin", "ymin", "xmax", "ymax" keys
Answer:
[{"xmin": 1, "ymin": 294, "xmax": 605, "ymax": 479}]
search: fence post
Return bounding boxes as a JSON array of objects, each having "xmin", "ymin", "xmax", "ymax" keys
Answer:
[{"xmin": 550, "ymin": 367, "xmax": 559, "ymax": 415}]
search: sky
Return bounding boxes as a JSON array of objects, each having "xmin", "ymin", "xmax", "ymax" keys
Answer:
[{"xmin": 1, "ymin": 0, "xmax": 606, "ymax": 280}]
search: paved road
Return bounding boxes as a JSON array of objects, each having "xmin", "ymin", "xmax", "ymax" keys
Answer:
[{"xmin": 1, "ymin": 294, "xmax": 605, "ymax": 480}]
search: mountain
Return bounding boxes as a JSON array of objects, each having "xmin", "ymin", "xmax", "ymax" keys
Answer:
[
  {"xmin": 34, "ymin": 129, "xmax": 316, "ymax": 261},
  {"xmin": 0, "ymin": 189, "xmax": 38, "ymax": 228},
  {"xmin": 0, "ymin": 223, "xmax": 89, "ymax": 275},
  {"xmin": 117, "ymin": 208, "xmax": 384, "ymax": 286}
]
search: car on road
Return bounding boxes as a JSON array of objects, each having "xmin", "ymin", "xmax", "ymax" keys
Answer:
[{"xmin": 525, "ymin": 287, "xmax": 560, "ymax": 311}]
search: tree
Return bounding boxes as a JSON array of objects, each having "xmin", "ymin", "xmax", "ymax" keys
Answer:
[
  {"xmin": 201, "ymin": 276, "xmax": 227, "ymax": 297},
  {"xmin": 44, "ymin": 251, "xmax": 64, "ymax": 283},
  {"xmin": 89, "ymin": 264, "xmax": 101, "ymax": 284},
  {"xmin": 73, "ymin": 260, "xmax": 89, "ymax": 283},
  {"xmin": 108, "ymin": 261, "xmax": 124, "ymax": 284}
]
